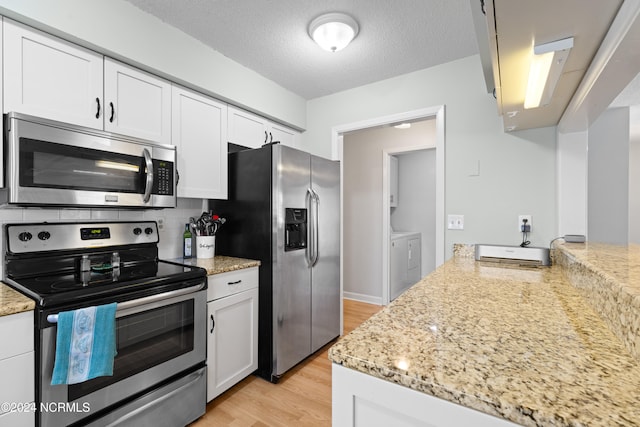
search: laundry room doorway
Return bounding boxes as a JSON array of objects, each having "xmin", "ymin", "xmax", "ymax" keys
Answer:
[{"xmin": 333, "ymin": 106, "xmax": 445, "ymax": 306}]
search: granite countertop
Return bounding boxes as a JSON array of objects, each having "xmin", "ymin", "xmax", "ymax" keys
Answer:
[
  {"xmin": 175, "ymin": 255, "xmax": 260, "ymax": 275},
  {"xmin": 0, "ymin": 282, "xmax": 35, "ymax": 317},
  {"xmin": 329, "ymin": 253, "xmax": 640, "ymax": 426}
]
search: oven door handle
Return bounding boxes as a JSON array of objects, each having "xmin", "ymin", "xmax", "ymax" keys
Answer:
[{"xmin": 46, "ymin": 282, "xmax": 206, "ymax": 324}]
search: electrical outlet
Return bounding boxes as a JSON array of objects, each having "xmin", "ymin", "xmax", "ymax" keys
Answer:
[
  {"xmin": 518, "ymin": 215, "xmax": 532, "ymax": 232},
  {"xmin": 448, "ymin": 214, "xmax": 464, "ymax": 230}
]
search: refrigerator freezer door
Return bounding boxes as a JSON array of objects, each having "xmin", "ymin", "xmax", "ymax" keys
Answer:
[
  {"xmin": 272, "ymin": 146, "xmax": 312, "ymax": 377},
  {"xmin": 310, "ymin": 155, "xmax": 341, "ymax": 352}
]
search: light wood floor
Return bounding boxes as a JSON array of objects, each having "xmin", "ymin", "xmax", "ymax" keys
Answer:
[{"xmin": 191, "ymin": 299, "xmax": 382, "ymax": 427}]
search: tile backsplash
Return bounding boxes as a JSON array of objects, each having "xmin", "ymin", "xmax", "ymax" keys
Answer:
[{"xmin": 0, "ymin": 198, "xmax": 206, "ymax": 277}]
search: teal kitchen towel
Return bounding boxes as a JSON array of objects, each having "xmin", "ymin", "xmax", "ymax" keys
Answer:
[{"xmin": 51, "ymin": 303, "xmax": 117, "ymax": 385}]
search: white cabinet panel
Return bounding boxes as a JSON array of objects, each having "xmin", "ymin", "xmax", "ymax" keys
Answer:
[
  {"xmin": 228, "ymin": 106, "xmax": 300, "ymax": 149},
  {"xmin": 3, "ymin": 18, "xmax": 103, "ymax": 128},
  {"xmin": 228, "ymin": 106, "xmax": 267, "ymax": 148},
  {"xmin": 0, "ymin": 352, "xmax": 35, "ymax": 414},
  {"xmin": 0, "ymin": 409, "xmax": 35, "ymax": 427},
  {"xmin": 0, "ymin": 311, "xmax": 33, "ymax": 359},
  {"xmin": 172, "ymin": 85, "xmax": 228, "ymax": 199},
  {"xmin": 0, "ymin": 311, "xmax": 34, "ymax": 423},
  {"xmin": 390, "ymin": 155, "xmax": 399, "ymax": 207},
  {"xmin": 269, "ymin": 122, "xmax": 299, "ymax": 148},
  {"xmin": 207, "ymin": 268, "xmax": 259, "ymax": 301},
  {"xmin": 207, "ymin": 287, "xmax": 259, "ymax": 401},
  {"xmin": 104, "ymin": 58, "xmax": 171, "ymax": 144},
  {"xmin": 333, "ymin": 364, "xmax": 519, "ymax": 427}
]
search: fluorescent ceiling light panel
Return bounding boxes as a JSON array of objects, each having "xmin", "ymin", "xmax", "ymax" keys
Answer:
[{"xmin": 524, "ymin": 37, "xmax": 574, "ymax": 109}]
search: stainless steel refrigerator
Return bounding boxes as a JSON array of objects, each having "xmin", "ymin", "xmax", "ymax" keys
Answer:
[{"xmin": 210, "ymin": 144, "xmax": 340, "ymax": 382}]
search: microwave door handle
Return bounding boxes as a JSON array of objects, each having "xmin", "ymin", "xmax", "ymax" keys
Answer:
[{"xmin": 142, "ymin": 148, "xmax": 154, "ymax": 203}]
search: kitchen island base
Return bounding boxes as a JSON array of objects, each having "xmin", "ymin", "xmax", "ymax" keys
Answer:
[{"xmin": 332, "ymin": 364, "xmax": 519, "ymax": 427}]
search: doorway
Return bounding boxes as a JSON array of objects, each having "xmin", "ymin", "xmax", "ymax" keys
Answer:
[{"xmin": 333, "ymin": 106, "xmax": 445, "ymax": 306}]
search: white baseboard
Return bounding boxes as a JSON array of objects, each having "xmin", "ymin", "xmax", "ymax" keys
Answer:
[{"xmin": 343, "ymin": 292, "xmax": 383, "ymax": 306}]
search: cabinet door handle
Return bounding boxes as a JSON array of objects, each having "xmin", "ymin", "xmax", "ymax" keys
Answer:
[
  {"xmin": 109, "ymin": 102, "xmax": 115, "ymax": 123},
  {"xmin": 210, "ymin": 314, "xmax": 215, "ymax": 333},
  {"xmin": 228, "ymin": 280, "xmax": 242, "ymax": 285},
  {"xmin": 264, "ymin": 130, "xmax": 268, "ymax": 143},
  {"xmin": 269, "ymin": 132, "xmax": 273, "ymax": 143},
  {"xmin": 95, "ymin": 97, "xmax": 101, "ymax": 119}
]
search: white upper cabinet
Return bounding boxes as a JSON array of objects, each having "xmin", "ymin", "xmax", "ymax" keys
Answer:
[
  {"xmin": 390, "ymin": 155, "xmax": 399, "ymax": 207},
  {"xmin": 3, "ymin": 18, "xmax": 103, "ymax": 129},
  {"xmin": 104, "ymin": 58, "xmax": 172, "ymax": 144},
  {"xmin": 228, "ymin": 105, "xmax": 300, "ymax": 149},
  {"xmin": 228, "ymin": 106, "xmax": 267, "ymax": 149},
  {"xmin": 269, "ymin": 122, "xmax": 300, "ymax": 148},
  {"xmin": 172, "ymin": 85, "xmax": 228, "ymax": 199},
  {"xmin": 3, "ymin": 19, "xmax": 171, "ymax": 144}
]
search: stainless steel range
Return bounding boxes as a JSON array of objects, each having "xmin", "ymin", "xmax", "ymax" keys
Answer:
[{"xmin": 3, "ymin": 221, "xmax": 207, "ymax": 427}]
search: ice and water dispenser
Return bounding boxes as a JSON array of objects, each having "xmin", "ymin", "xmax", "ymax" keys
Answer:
[{"xmin": 285, "ymin": 208, "xmax": 307, "ymax": 251}]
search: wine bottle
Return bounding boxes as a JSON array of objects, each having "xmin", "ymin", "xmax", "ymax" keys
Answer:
[{"xmin": 183, "ymin": 223, "xmax": 193, "ymax": 258}]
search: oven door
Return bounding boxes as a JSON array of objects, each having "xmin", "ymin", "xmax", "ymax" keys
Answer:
[
  {"xmin": 4, "ymin": 112, "xmax": 176, "ymax": 208},
  {"xmin": 39, "ymin": 285, "xmax": 206, "ymax": 427}
]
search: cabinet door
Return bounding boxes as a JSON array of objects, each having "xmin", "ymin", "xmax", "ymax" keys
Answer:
[
  {"xmin": 390, "ymin": 156, "xmax": 399, "ymax": 207},
  {"xmin": 172, "ymin": 85, "xmax": 228, "ymax": 199},
  {"xmin": 207, "ymin": 287, "xmax": 259, "ymax": 401},
  {"xmin": 227, "ymin": 106, "xmax": 267, "ymax": 148},
  {"xmin": 3, "ymin": 18, "xmax": 103, "ymax": 128},
  {"xmin": 268, "ymin": 122, "xmax": 300, "ymax": 148},
  {"xmin": 104, "ymin": 58, "xmax": 171, "ymax": 144}
]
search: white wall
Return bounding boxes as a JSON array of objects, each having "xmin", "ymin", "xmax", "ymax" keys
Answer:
[
  {"xmin": 392, "ymin": 150, "xmax": 436, "ymax": 276},
  {"xmin": 557, "ymin": 130, "xmax": 588, "ymax": 237},
  {"xmin": 588, "ymin": 107, "xmax": 630, "ymax": 244},
  {"xmin": 630, "ymin": 106, "xmax": 640, "ymax": 244},
  {"xmin": 306, "ymin": 55, "xmax": 558, "ymax": 258},
  {"xmin": 0, "ymin": 0, "xmax": 306, "ymax": 130}
]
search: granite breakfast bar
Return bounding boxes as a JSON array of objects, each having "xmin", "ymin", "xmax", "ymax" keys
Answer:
[{"xmin": 329, "ymin": 243, "xmax": 640, "ymax": 426}]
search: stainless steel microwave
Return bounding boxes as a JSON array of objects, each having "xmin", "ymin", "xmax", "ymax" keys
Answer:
[{"xmin": 2, "ymin": 112, "xmax": 176, "ymax": 208}]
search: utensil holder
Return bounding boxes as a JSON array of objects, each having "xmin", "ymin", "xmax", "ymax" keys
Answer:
[{"xmin": 196, "ymin": 236, "xmax": 215, "ymax": 259}]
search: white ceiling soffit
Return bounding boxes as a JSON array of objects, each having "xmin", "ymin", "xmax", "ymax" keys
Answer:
[
  {"xmin": 123, "ymin": 0, "xmax": 479, "ymax": 100},
  {"xmin": 560, "ymin": 0, "xmax": 640, "ymax": 132},
  {"xmin": 488, "ymin": 0, "xmax": 623, "ymax": 132}
]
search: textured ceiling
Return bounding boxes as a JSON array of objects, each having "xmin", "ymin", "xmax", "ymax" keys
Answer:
[{"xmin": 123, "ymin": 0, "xmax": 479, "ymax": 100}]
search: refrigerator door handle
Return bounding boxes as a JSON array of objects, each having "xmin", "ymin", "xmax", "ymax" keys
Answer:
[
  {"xmin": 310, "ymin": 188, "xmax": 320, "ymax": 267},
  {"xmin": 306, "ymin": 188, "xmax": 316, "ymax": 267}
]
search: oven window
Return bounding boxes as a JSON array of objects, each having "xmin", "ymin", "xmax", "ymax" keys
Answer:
[
  {"xmin": 68, "ymin": 300, "xmax": 194, "ymax": 401},
  {"xmin": 19, "ymin": 138, "xmax": 146, "ymax": 193}
]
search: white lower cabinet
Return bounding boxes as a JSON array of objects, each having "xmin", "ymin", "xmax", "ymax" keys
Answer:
[
  {"xmin": 206, "ymin": 268, "xmax": 259, "ymax": 401},
  {"xmin": 332, "ymin": 364, "xmax": 519, "ymax": 427},
  {"xmin": 0, "ymin": 311, "xmax": 35, "ymax": 427}
]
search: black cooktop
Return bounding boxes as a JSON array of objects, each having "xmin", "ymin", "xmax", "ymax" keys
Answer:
[
  {"xmin": 5, "ymin": 260, "xmax": 206, "ymax": 308},
  {"xmin": 3, "ymin": 221, "xmax": 207, "ymax": 309}
]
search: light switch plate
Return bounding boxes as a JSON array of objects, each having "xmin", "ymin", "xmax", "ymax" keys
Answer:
[{"xmin": 448, "ymin": 214, "xmax": 464, "ymax": 230}]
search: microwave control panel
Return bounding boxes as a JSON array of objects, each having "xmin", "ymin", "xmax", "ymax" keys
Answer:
[{"xmin": 152, "ymin": 160, "xmax": 174, "ymax": 195}]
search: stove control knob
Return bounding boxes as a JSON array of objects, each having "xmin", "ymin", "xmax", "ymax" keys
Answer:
[
  {"xmin": 133, "ymin": 227, "xmax": 142, "ymax": 235},
  {"xmin": 38, "ymin": 231, "xmax": 51, "ymax": 241},
  {"xmin": 144, "ymin": 227, "xmax": 154, "ymax": 235},
  {"xmin": 18, "ymin": 231, "xmax": 33, "ymax": 242}
]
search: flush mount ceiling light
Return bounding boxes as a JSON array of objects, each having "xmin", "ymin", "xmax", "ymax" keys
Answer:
[
  {"xmin": 393, "ymin": 123, "xmax": 411, "ymax": 129},
  {"xmin": 524, "ymin": 37, "xmax": 574, "ymax": 109},
  {"xmin": 308, "ymin": 12, "xmax": 359, "ymax": 52}
]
